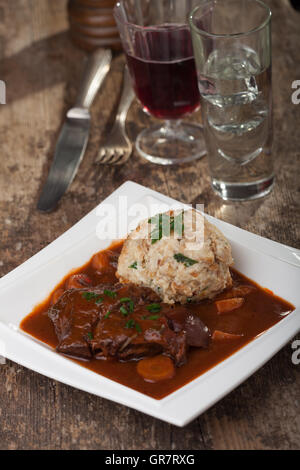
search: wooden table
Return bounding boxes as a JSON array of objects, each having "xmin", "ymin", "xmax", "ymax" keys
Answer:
[{"xmin": 0, "ymin": 0, "xmax": 299, "ymax": 450}]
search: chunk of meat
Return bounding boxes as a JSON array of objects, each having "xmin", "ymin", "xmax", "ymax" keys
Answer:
[
  {"xmin": 164, "ymin": 306, "xmax": 211, "ymax": 348},
  {"xmin": 223, "ymin": 285, "xmax": 255, "ymax": 299},
  {"xmin": 51, "ymin": 288, "xmax": 64, "ymax": 305},
  {"xmin": 158, "ymin": 327, "xmax": 187, "ymax": 366},
  {"xmin": 91, "ymin": 308, "xmax": 188, "ymax": 366},
  {"xmin": 48, "ymin": 288, "xmax": 102, "ymax": 359},
  {"xmin": 48, "ymin": 282, "xmax": 209, "ymax": 367},
  {"xmin": 185, "ymin": 314, "xmax": 211, "ymax": 348},
  {"xmin": 66, "ymin": 274, "xmax": 92, "ymax": 290},
  {"xmin": 92, "ymin": 250, "xmax": 119, "ymax": 273},
  {"xmin": 164, "ymin": 306, "xmax": 187, "ymax": 333},
  {"xmin": 215, "ymin": 298, "xmax": 244, "ymax": 314},
  {"xmin": 118, "ymin": 341, "xmax": 163, "ymax": 361},
  {"xmin": 92, "ymin": 252, "xmax": 110, "ymax": 271}
]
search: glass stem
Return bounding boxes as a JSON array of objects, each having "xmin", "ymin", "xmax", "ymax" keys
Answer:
[{"xmin": 164, "ymin": 119, "xmax": 182, "ymax": 135}]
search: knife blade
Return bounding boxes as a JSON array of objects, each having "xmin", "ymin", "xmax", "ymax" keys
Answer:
[{"xmin": 37, "ymin": 49, "xmax": 112, "ymax": 212}]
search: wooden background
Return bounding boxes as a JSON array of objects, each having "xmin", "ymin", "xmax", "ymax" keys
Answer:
[{"xmin": 0, "ymin": 0, "xmax": 299, "ymax": 449}]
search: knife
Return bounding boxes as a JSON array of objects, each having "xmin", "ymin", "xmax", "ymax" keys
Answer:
[{"xmin": 37, "ymin": 49, "xmax": 112, "ymax": 212}]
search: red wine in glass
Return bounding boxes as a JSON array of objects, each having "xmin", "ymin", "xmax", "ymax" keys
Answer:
[
  {"xmin": 126, "ymin": 25, "xmax": 200, "ymax": 120},
  {"xmin": 114, "ymin": 0, "xmax": 206, "ymax": 165}
]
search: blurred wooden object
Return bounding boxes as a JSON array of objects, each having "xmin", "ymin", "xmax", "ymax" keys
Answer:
[{"xmin": 68, "ymin": 0, "xmax": 121, "ymax": 51}]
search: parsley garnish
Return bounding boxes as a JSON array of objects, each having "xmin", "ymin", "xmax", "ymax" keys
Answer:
[
  {"xmin": 149, "ymin": 211, "xmax": 184, "ymax": 244},
  {"xmin": 129, "ymin": 261, "xmax": 138, "ymax": 269},
  {"xmin": 82, "ymin": 292, "xmax": 103, "ymax": 303},
  {"xmin": 104, "ymin": 310, "xmax": 112, "ymax": 319},
  {"xmin": 82, "ymin": 292, "xmax": 96, "ymax": 300},
  {"xmin": 120, "ymin": 306, "xmax": 128, "ymax": 316},
  {"xmin": 125, "ymin": 319, "xmax": 135, "ymax": 329},
  {"xmin": 142, "ymin": 314, "xmax": 160, "ymax": 321},
  {"xmin": 149, "ymin": 213, "xmax": 167, "ymax": 244},
  {"xmin": 124, "ymin": 319, "xmax": 142, "ymax": 333},
  {"xmin": 87, "ymin": 332, "xmax": 93, "ymax": 340},
  {"xmin": 174, "ymin": 253, "xmax": 198, "ymax": 267},
  {"xmin": 120, "ymin": 298, "xmax": 134, "ymax": 312},
  {"xmin": 146, "ymin": 303, "xmax": 161, "ymax": 313},
  {"xmin": 103, "ymin": 289, "xmax": 116, "ymax": 299}
]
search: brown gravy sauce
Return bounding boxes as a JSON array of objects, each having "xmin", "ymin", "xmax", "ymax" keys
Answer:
[{"xmin": 21, "ymin": 241, "xmax": 294, "ymax": 399}]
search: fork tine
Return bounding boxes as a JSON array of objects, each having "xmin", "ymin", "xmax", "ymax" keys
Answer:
[
  {"xmin": 117, "ymin": 153, "xmax": 130, "ymax": 165},
  {"xmin": 112, "ymin": 150, "xmax": 132, "ymax": 165},
  {"xmin": 98, "ymin": 150, "xmax": 114, "ymax": 164},
  {"xmin": 111, "ymin": 155, "xmax": 124, "ymax": 165},
  {"xmin": 95, "ymin": 65, "xmax": 135, "ymax": 167},
  {"xmin": 95, "ymin": 150, "xmax": 107, "ymax": 164},
  {"xmin": 109, "ymin": 150, "xmax": 123, "ymax": 165},
  {"xmin": 103, "ymin": 151, "xmax": 118, "ymax": 165}
]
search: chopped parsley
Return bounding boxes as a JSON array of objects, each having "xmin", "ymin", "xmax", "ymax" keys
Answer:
[
  {"xmin": 149, "ymin": 211, "xmax": 185, "ymax": 244},
  {"xmin": 87, "ymin": 332, "xmax": 93, "ymax": 340},
  {"xmin": 82, "ymin": 292, "xmax": 103, "ymax": 304},
  {"xmin": 146, "ymin": 303, "xmax": 161, "ymax": 313},
  {"xmin": 129, "ymin": 261, "xmax": 138, "ymax": 269},
  {"xmin": 125, "ymin": 319, "xmax": 135, "ymax": 329},
  {"xmin": 120, "ymin": 306, "xmax": 128, "ymax": 316},
  {"xmin": 174, "ymin": 253, "xmax": 198, "ymax": 267},
  {"xmin": 124, "ymin": 319, "xmax": 142, "ymax": 333},
  {"xmin": 149, "ymin": 213, "xmax": 167, "ymax": 244},
  {"xmin": 104, "ymin": 310, "xmax": 112, "ymax": 319},
  {"xmin": 103, "ymin": 289, "xmax": 116, "ymax": 299},
  {"xmin": 142, "ymin": 314, "xmax": 160, "ymax": 321},
  {"xmin": 82, "ymin": 292, "xmax": 97, "ymax": 300},
  {"xmin": 120, "ymin": 297, "xmax": 134, "ymax": 313}
]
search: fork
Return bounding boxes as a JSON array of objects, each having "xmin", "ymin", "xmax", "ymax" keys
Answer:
[{"xmin": 96, "ymin": 66, "xmax": 135, "ymax": 165}]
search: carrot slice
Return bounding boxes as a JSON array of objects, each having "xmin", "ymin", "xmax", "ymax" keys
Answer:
[
  {"xmin": 263, "ymin": 287, "xmax": 274, "ymax": 295},
  {"xmin": 92, "ymin": 252, "xmax": 109, "ymax": 271},
  {"xmin": 66, "ymin": 274, "xmax": 92, "ymax": 289},
  {"xmin": 51, "ymin": 288, "xmax": 64, "ymax": 305},
  {"xmin": 212, "ymin": 330, "xmax": 244, "ymax": 341},
  {"xmin": 215, "ymin": 297, "xmax": 244, "ymax": 314},
  {"xmin": 137, "ymin": 355, "xmax": 175, "ymax": 383}
]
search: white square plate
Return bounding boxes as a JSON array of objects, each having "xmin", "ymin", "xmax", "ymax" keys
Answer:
[{"xmin": 0, "ymin": 182, "xmax": 299, "ymax": 426}]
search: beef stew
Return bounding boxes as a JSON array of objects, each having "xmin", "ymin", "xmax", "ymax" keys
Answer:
[{"xmin": 21, "ymin": 241, "xmax": 294, "ymax": 399}]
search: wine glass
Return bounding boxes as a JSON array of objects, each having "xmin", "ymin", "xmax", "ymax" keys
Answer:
[{"xmin": 114, "ymin": 0, "xmax": 206, "ymax": 165}]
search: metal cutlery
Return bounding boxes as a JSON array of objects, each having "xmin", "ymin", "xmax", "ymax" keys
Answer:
[
  {"xmin": 96, "ymin": 66, "xmax": 135, "ymax": 165},
  {"xmin": 37, "ymin": 48, "xmax": 112, "ymax": 212}
]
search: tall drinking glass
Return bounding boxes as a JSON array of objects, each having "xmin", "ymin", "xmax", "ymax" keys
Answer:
[
  {"xmin": 189, "ymin": 0, "xmax": 273, "ymax": 200},
  {"xmin": 114, "ymin": 0, "xmax": 206, "ymax": 165}
]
